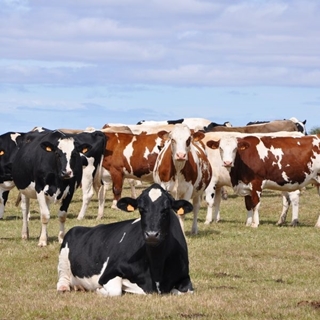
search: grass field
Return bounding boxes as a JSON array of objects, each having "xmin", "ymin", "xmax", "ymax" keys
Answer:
[{"xmin": 1, "ymin": 182, "xmax": 320, "ymax": 319}]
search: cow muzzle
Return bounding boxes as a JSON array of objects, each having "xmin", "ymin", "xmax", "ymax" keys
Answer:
[
  {"xmin": 61, "ymin": 170, "xmax": 73, "ymax": 179},
  {"xmin": 144, "ymin": 231, "xmax": 161, "ymax": 246}
]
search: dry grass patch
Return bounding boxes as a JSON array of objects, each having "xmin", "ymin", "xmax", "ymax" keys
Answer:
[{"xmin": 1, "ymin": 183, "xmax": 320, "ymax": 319}]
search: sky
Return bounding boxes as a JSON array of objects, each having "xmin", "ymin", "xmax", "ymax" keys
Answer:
[{"xmin": 0, "ymin": 0, "xmax": 320, "ymax": 134}]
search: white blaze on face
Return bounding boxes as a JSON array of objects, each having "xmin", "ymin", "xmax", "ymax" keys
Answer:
[
  {"xmin": 170, "ymin": 124, "xmax": 191, "ymax": 161},
  {"xmin": 219, "ymin": 137, "xmax": 238, "ymax": 166},
  {"xmin": 148, "ymin": 188, "xmax": 162, "ymax": 202},
  {"xmin": 57, "ymin": 138, "xmax": 75, "ymax": 176}
]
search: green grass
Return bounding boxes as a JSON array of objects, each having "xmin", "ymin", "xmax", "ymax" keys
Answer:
[{"xmin": 1, "ymin": 183, "xmax": 320, "ymax": 319}]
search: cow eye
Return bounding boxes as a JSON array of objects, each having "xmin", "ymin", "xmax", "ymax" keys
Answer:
[
  {"xmin": 0, "ymin": 150, "xmax": 4, "ymax": 156},
  {"xmin": 186, "ymin": 137, "xmax": 191, "ymax": 146},
  {"xmin": 82, "ymin": 147, "xmax": 88, "ymax": 154},
  {"xmin": 45, "ymin": 146, "xmax": 52, "ymax": 152}
]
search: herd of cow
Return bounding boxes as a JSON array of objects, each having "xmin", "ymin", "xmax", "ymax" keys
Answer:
[{"xmin": 2, "ymin": 116, "xmax": 318, "ymax": 296}]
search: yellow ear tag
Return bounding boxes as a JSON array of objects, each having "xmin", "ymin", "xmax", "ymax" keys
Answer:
[
  {"xmin": 82, "ymin": 147, "xmax": 88, "ymax": 154},
  {"xmin": 177, "ymin": 208, "xmax": 185, "ymax": 215},
  {"xmin": 46, "ymin": 146, "xmax": 52, "ymax": 152},
  {"xmin": 127, "ymin": 204, "xmax": 135, "ymax": 211},
  {"xmin": 0, "ymin": 150, "xmax": 4, "ymax": 156}
]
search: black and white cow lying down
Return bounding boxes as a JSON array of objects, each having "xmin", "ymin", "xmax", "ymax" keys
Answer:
[{"xmin": 57, "ymin": 183, "xmax": 194, "ymax": 296}]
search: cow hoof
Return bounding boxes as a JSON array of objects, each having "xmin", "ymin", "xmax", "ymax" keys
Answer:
[
  {"xmin": 290, "ymin": 219, "xmax": 299, "ymax": 227},
  {"xmin": 251, "ymin": 224, "xmax": 259, "ymax": 228},
  {"xmin": 57, "ymin": 285, "xmax": 70, "ymax": 293},
  {"xmin": 38, "ymin": 241, "xmax": 47, "ymax": 247},
  {"xmin": 204, "ymin": 220, "xmax": 211, "ymax": 225}
]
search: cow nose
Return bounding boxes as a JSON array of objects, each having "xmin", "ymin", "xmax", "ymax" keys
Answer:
[
  {"xmin": 144, "ymin": 231, "xmax": 161, "ymax": 246},
  {"xmin": 223, "ymin": 161, "xmax": 233, "ymax": 167},
  {"xmin": 61, "ymin": 170, "xmax": 73, "ymax": 179},
  {"xmin": 176, "ymin": 152, "xmax": 187, "ymax": 160}
]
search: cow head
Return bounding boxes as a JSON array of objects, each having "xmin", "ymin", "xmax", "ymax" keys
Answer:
[
  {"xmin": 40, "ymin": 132, "xmax": 91, "ymax": 180},
  {"xmin": 117, "ymin": 183, "xmax": 193, "ymax": 246},
  {"xmin": 206, "ymin": 136, "xmax": 250, "ymax": 170},
  {"xmin": 158, "ymin": 124, "xmax": 205, "ymax": 162}
]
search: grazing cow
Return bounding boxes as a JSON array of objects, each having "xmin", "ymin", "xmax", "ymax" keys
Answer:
[
  {"xmin": 12, "ymin": 130, "xmax": 91, "ymax": 246},
  {"xmin": 57, "ymin": 183, "xmax": 194, "ymax": 296},
  {"xmin": 208, "ymin": 134, "xmax": 320, "ymax": 227},
  {"xmin": 246, "ymin": 117, "xmax": 307, "ymax": 135},
  {"xmin": 203, "ymin": 131, "xmax": 304, "ymax": 226},
  {"xmin": 204, "ymin": 119, "xmax": 300, "ymax": 134},
  {"xmin": 153, "ymin": 124, "xmax": 212, "ymax": 234},
  {"xmin": 100, "ymin": 131, "xmax": 166, "ymax": 215}
]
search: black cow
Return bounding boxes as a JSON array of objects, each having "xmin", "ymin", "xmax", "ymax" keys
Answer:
[
  {"xmin": 0, "ymin": 131, "xmax": 26, "ymax": 219},
  {"xmin": 57, "ymin": 183, "xmax": 194, "ymax": 296},
  {"xmin": 72, "ymin": 130, "xmax": 108, "ymax": 220},
  {"xmin": 12, "ymin": 130, "xmax": 92, "ymax": 247}
]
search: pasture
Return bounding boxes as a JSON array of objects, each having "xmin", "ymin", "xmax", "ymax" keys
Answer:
[{"xmin": 1, "ymin": 183, "xmax": 320, "ymax": 319}]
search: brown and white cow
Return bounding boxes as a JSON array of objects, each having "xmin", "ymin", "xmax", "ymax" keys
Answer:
[
  {"xmin": 100, "ymin": 131, "xmax": 166, "ymax": 217},
  {"xmin": 204, "ymin": 119, "xmax": 301, "ymax": 134},
  {"xmin": 153, "ymin": 124, "xmax": 212, "ymax": 234},
  {"xmin": 203, "ymin": 131, "xmax": 304, "ymax": 226},
  {"xmin": 208, "ymin": 134, "xmax": 320, "ymax": 227}
]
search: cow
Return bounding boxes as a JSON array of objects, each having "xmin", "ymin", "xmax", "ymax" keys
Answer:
[
  {"xmin": 203, "ymin": 131, "xmax": 304, "ymax": 226},
  {"xmin": 12, "ymin": 130, "xmax": 91, "ymax": 246},
  {"xmin": 246, "ymin": 117, "xmax": 307, "ymax": 135},
  {"xmin": 56, "ymin": 183, "xmax": 194, "ymax": 296},
  {"xmin": 0, "ymin": 131, "xmax": 27, "ymax": 219},
  {"xmin": 204, "ymin": 119, "xmax": 301, "ymax": 134},
  {"xmin": 207, "ymin": 134, "xmax": 320, "ymax": 227},
  {"xmin": 26, "ymin": 127, "xmax": 108, "ymax": 221},
  {"xmin": 137, "ymin": 118, "xmax": 232, "ymax": 131},
  {"xmin": 99, "ymin": 130, "xmax": 166, "ymax": 217},
  {"xmin": 153, "ymin": 124, "xmax": 212, "ymax": 234}
]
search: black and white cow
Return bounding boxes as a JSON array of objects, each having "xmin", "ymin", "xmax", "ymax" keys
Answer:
[
  {"xmin": 12, "ymin": 130, "xmax": 91, "ymax": 246},
  {"xmin": 0, "ymin": 131, "xmax": 26, "ymax": 219},
  {"xmin": 57, "ymin": 183, "xmax": 194, "ymax": 296}
]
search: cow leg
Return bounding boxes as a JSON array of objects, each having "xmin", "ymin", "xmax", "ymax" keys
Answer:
[
  {"xmin": 244, "ymin": 196, "xmax": 253, "ymax": 226},
  {"xmin": 277, "ymin": 191, "xmax": 290, "ymax": 226},
  {"xmin": 57, "ymin": 246, "xmax": 71, "ymax": 292},
  {"xmin": 20, "ymin": 194, "xmax": 30, "ymax": 240},
  {"xmin": 97, "ymin": 276, "xmax": 123, "ymax": 296},
  {"xmin": 37, "ymin": 191, "xmax": 51, "ymax": 247},
  {"xmin": 250, "ymin": 188, "xmax": 262, "ymax": 228},
  {"xmin": 111, "ymin": 173, "xmax": 125, "ymax": 210},
  {"xmin": 0, "ymin": 190, "xmax": 9, "ymax": 219},
  {"xmin": 191, "ymin": 195, "xmax": 201, "ymax": 235},
  {"xmin": 204, "ymin": 184, "xmax": 214, "ymax": 224},
  {"xmin": 127, "ymin": 178, "xmax": 138, "ymax": 198},
  {"xmin": 288, "ymin": 190, "xmax": 300, "ymax": 226},
  {"xmin": 221, "ymin": 186, "xmax": 228, "ymax": 200},
  {"xmin": 96, "ymin": 183, "xmax": 107, "ymax": 220},
  {"xmin": 77, "ymin": 164, "xmax": 95, "ymax": 220},
  {"xmin": 58, "ymin": 190, "xmax": 75, "ymax": 244}
]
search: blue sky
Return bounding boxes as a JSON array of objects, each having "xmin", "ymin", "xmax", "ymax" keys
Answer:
[{"xmin": 1, "ymin": 0, "xmax": 319, "ymax": 133}]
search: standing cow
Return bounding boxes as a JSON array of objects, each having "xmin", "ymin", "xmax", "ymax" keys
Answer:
[
  {"xmin": 209, "ymin": 134, "xmax": 320, "ymax": 227},
  {"xmin": 12, "ymin": 130, "xmax": 91, "ymax": 246},
  {"xmin": 57, "ymin": 183, "xmax": 194, "ymax": 296},
  {"xmin": 153, "ymin": 124, "xmax": 212, "ymax": 234}
]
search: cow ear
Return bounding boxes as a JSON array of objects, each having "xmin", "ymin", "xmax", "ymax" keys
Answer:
[
  {"xmin": 238, "ymin": 140, "xmax": 250, "ymax": 151},
  {"xmin": 172, "ymin": 200, "xmax": 193, "ymax": 215},
  {"xmin": 157, "ymin": 130, "xmax": 169, "ymax": 140},
  {"xmin": 117, "ymin": 197, "xmax": 138, "ymax": 212},
  {"xmin": 40, "ymin": 141, "xmax": 55, "ymax": 152},
  {"xmin": 206, "ymin": 139, "xmax": 220, "ymax": 150},
  {"xmin": 192, "ymin": 131, "xmax": 205, "ymax": 142}
]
